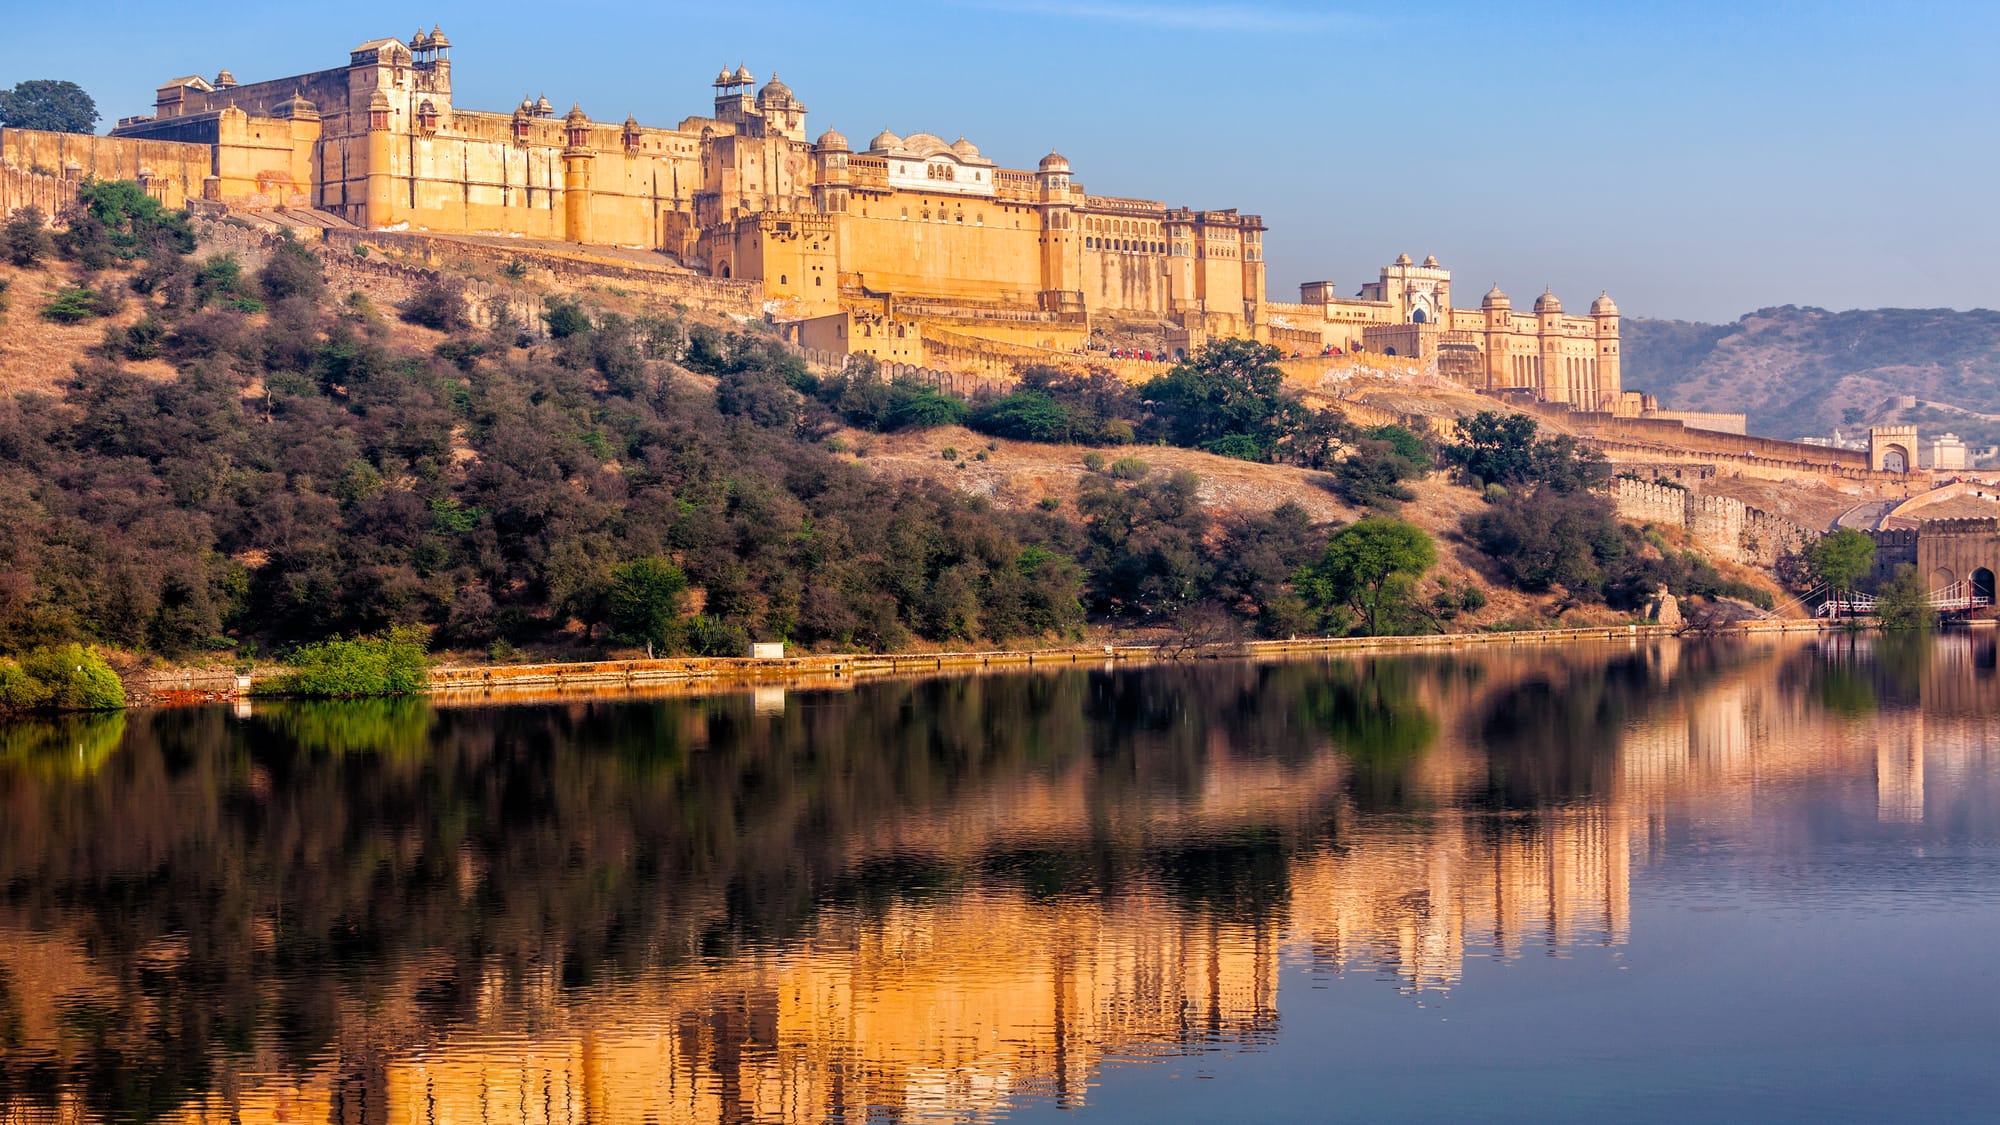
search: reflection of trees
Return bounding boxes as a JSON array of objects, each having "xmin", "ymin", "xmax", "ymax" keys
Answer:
[
  {"xmin": 0, "ymin": 712, "xmax": 126, "ymax": 778},
  {"xmin": 1296, "ymin": 658, "xmax": 1441, "ymax": 812},
  {"xmin": 257, "ymin": 697, "xmax": 432, "ymax": 757},
  {"xmin": 0, "ymin": 641, "xmax": 1823, "ymax": 1123}
]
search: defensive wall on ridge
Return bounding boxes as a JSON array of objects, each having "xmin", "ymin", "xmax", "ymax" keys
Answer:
[
  {"xmin": 189, "ymin": 218, "xmax": 768, "ymax": 330},
  {"xmin": 1611, "ymin": 477, "xmax": 1818, "ymax": 566},
  {"xmin": 0, "ymin": 164, "xmax": 77, "ymax": 225}
]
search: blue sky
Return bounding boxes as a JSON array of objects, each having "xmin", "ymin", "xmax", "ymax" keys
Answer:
[{"xmin": 4, "ymin": 0, "xmax": 1995, "ymax": 322}]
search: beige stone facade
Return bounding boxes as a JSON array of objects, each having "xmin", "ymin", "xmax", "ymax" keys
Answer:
[{"xmin": 100, "ymin": 30, "xmax": 1622, "ymax": 409}]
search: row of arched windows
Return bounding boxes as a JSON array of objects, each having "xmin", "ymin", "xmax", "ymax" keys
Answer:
[{"xmin": 1087, "ymin": 237, "xmax": 1165, "ymax": 253}]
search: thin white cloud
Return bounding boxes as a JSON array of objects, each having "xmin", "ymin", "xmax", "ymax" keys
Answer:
[{"xmin": 959, "ymin": 0, "xmax": 1352, "ymax": 33}]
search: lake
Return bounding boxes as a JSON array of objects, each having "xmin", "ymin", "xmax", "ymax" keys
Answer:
[{"xmin": 3, "ymin": 634, "xmax": 1999, "ymax": 1123}]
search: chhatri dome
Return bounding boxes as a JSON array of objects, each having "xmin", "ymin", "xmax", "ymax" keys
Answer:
[
  {"xmin": 1533, "ymin": 287, "xmax": 1563, "ymax": 314},
  {"xmin": 1589, "ymin": 291, "xmax": 1619, "ymax": 316},
  {"xmin": 1481, "ymin": 283, "xmax": 1510, "ymax": 308},
  {"xmin": 951, "ymin": 136, "xmax": 980, "ymax": 159},
  {"xmin": 816, "ymin": 127, "xmax": 849, "ymax": 151},
  {"xmin": 759, "ymin": 75, "xmax": 795, "ymax": 103},
  {"xmin": 868, "ymin": 127, "xmax": 903, "ymax": 152},
  {"xmin": 1038, "ymin": 151, "xmax": 1070, "ymax": 172}
]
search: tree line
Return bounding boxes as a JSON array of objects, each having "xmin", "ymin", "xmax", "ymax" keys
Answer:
[{"xmin": 0, "ymin": 183, "xmax": 1816, "ymax": 664}]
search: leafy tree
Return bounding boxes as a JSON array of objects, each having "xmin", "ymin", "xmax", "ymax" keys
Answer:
[
  {"xmin": 257, "ymin": 239, "xmax": 325, "ymax": 304},
  {"xmin": 2, "ymin": 205, "xmax": 53, "ymax": 267},
  {"xmin": 60, "ymin": 179, "xmax": 194, "ymax": 266},
  {"xmin": 885, "ymin": 386, "xmax": 966, "ymax": 431},
  {"xmin": 1296, "ymin": 517, "xmax": 1438, "ymax": 636},
  {"xmin": 1442, "ymin": 411, "xmax": 1605, "ymax": 494},
  {"xmin": 1464, "ymin": 489, "xmax": 1626, "ymax": 597},
  {"xmin": 1873, "ymin": 563, "xmax": 1937, "ymax": 631},
  {"xmin": 968, "ymin": 366, "xmax": 1142, "ymax": 445},
  {"xmin": 400, "ymin": 274, "xmax": 470, "ymax": 330},
  {"xmin": 258, "ymin": 629, "xmax": 431, "ymax": 697},
  {"xmin": 1076, "ymin": 470, "xmax": 1212, "ymax": 619},
  {"xmin": 1804, "ymin": 528, "xmax": 1875, "ymax": 597},
  {"xmin": 1365, "ymin": 424, "xmax": 1433, "ymax": 469},
  {"xmin": 1210, "ymin": 502, "xmax": 1327, "ymax": 636},
  {"xmin": 543, "ymin": 296, "xmax": 591, "ymax": 338},
  {"xmin": 1140, "ymin": 339, "xmax": 1349, "ymax": 465},
  {"xmin": 0, "ymin": 645, "xmax": 124, "ymax": 712},
  {"xmin": 608, "ymin": 556, "xmax": 690, "ymax": 653},
  {"xmin": 1333, "ymin": 438, "xmax": 1424, "ymax": 510},
  {"xmin": 0, "ymin": 79, "xmax": 98, "ymax": 134},
  {"xmin": 968, "ymin": 388, "xmax": 1072, "ymax": 442}
]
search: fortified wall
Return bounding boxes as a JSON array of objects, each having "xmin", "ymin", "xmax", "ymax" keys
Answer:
[
  {"xmin": 1612, "ymin": 477, "xmax": 1817, "ymax": 566},
  {"xmin": 0, "ymin": 162, "xmax": 75, "ymax": 224}
]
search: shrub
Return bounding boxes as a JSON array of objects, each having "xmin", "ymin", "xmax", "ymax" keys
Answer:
[
  {"xmin": 256, "ymin": 239, "xmax": 325, "ymax": 304},
  {"xmin": 543, "ymin": 296, "xmax": 591, "ymax": 338},
  {"xmin": 1081, "ymin": 451, "xmax": 1106, "ymax": 472},
  {"xmin": 887, "ymin": 388, "xmax": 967, "ymax": 430},
  {"xmin": 41, "ymin": 287, "xmax": 104, "ymax": 324},
  {"xmin": 1109, "ymin": 456, "xmax": 1151, "ymax": 481},
  {"xmin": 256, "ymin": 627, "xmax": 431, "ymax": 698},
  {"xmin": 400, "ymin": 274, "xmax": 471, "ymax": 331},
  {"xmin": 2, "ymin": 206, "xmax": 53, "ymax": 267},
  {"xmin": 0, "ymin": 644, "xmax": 125, "ymax": 712}
]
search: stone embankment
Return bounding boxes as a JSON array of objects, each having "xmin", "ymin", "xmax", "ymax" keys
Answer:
[{"xmin": 127, "ymin": 619, "xmax": 1837, "ymax": 706}]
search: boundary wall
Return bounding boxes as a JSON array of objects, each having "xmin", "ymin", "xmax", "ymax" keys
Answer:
[
  {"xmin": 1612, "ymin": 477, "xmax": 1817, "ymax": 565},
  {"xmin": 0, "ymin": 164, "xmax": 75, "ymax": 223}
]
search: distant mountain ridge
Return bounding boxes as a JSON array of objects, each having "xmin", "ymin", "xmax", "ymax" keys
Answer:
[{"xmin": 1623, "ymin": 305, "xmax": 2000, "ymax": 439}]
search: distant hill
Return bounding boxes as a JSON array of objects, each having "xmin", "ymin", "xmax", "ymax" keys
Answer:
[{"xmin": 1623, "ymin": 306, "xmax": 2000, "ymax": 439}]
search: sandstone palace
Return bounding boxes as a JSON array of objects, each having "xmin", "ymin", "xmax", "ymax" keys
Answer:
[{"xmin": 2, "ymin": 26, "xmax": 1635, "ymax": 412}]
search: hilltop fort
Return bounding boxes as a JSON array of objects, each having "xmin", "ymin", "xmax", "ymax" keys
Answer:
[{"xmin": 0, "ymin": 25, "xmax": 1643, "ymax": 413}]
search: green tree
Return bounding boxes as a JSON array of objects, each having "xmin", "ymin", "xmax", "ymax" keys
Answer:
[
  {"xmin": 608, "ymin": 556, "xmax": 691, "ymax": 653},
  {"xmin": 1139, "ymin": 339, "xmax": 1346, "ymax": 464},
  {"xmin": 1874, "ymin": 563, "xmax": 1937, "ymax": 631},
  {"xmin": 0, "ymin": 79, "xmax": 99, "ymax": 134},
  {"xmin": 2, "ymin": 205, "xmax": 53, "ymax": 267},
  {"xmin": 543, "ymin": 296, "xmax": 591, "ymax": 338},
  {"xmin": 1442, "ymin": 410, "xmax": 1540, "ymax": 486},
  {"xmin": 0, "ymin": 644, "xmax": 125, "ymax": 712},
  {"xmin": 1443, "ymin": 411, "xmax": 1607, "ymax": 493},
  {"xmin": 1296, "ymin": 517, "xmax": 1438, "ymax": 636},
  {"xmin": 1805, "ymin": 528, "xmax": 1875, "ymax": 602},
  {"xmin": 257, "ymin": 628, "xmax": 431, "ymax": 698}
]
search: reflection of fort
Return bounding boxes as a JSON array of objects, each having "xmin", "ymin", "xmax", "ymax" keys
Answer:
[{"xmin": 7, "ymin": 636, "xmax": 2000, "ymax": 1124}]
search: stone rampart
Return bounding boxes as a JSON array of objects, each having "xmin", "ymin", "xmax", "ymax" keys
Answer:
[
  {"xmin": 1688, "ymin": 493, "xmax": 1747, "ymax": 557},
  {"xmin": 1611, "ymin": 478, "xmax": 1687, "ymax": 527},
  {"xmin": 0, "ymin": 163, "xmax": 75, "ymax": 223},
  {"xmin": 190, "ymin": 217, "xmax": 769, "ymax": 330},
  {"xmin": 1612, "ymin": 476, "xmax": 1817, "ymax": 565},
  {"xmin": 319, "ymin": 228, "xmax": 765, "ymax": 320}
]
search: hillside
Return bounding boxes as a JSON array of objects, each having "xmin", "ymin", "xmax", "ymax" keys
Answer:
[
  {"xmin": 0, "ymin": 192, "xmax": 1801, "ymax": 667},
  {"xmin": 1625, "ymin": 306, "xmax": 2000, "ymax": 439}
]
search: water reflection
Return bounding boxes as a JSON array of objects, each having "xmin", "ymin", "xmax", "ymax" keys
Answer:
[{"xmin": 2, "ymin": 635, "xmax": 1998, "ymax": 1123}]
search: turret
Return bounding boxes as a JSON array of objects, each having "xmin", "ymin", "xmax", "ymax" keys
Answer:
[
  {"xmin": 364, "ymin": 88, "xmax": 396, "ymax": 228},
  {"xmin": 1591, "ymin": 291, "xmax": 1621, "ymax": 408},
  {"xmin": 562, "ymin": 104, "xmax": 593, "ymax": 243}
]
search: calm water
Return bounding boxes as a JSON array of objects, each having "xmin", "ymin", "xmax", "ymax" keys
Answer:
[{"xmin": 3, "ymin": 635, "xmax": 2000, "ymax": 1123}]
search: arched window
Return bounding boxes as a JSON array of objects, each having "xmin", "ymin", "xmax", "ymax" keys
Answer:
[
  {"xmin": 780, "ymin": 274, "xmax": 788, "ymax": 284},
  {"xmin": 815, "ymin": 276, "xmax": 822, "ymax": 286}
]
